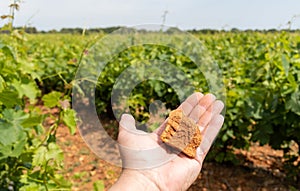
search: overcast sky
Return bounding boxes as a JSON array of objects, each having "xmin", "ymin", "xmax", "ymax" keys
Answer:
[{"xmin": 0, "ymin": 0, "xmax": 300, "ymax": 31}]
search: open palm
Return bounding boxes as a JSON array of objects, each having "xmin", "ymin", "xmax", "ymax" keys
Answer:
[{"xmin": 112, "ymin": 93, "xmax": 224, "ymax": 191}]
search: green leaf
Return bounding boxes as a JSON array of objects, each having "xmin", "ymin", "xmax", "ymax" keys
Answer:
[
  {"xmin": 221, "ymin": 133, "xmax": 228, "ymax": 142},
  {"xmin": 62, "ymin": 109, "xmax": 77, "ymax": 135},
  {"xmin": 2, "ymin": 109, "xmax": 29, "ymax": 127},
  {"xmin": 19, "ymin": 182, "xmax": 43, "ymax": 191},
  {"xmin": 53, "ymin": 174, "xmax": 72, "ymax": 188},
  {"xmin": 0, "ymin": 90, "xmax": 22, "ymax": 107},
  {"xmin": 21, "ymin": 83, "xmax": 40, "ymax": 102},
  {"xmin": 287, "ymin": 73, "xmax": 298, "ymax": 91},
  {"xmin": 21, "ymin": 115, "xmax": 44, "ymax": 128},
  {"xmin": 215, "ymin": 152, "xmax": 225, "ymax": 163},
  {"xmin": 11, "ymin": 80, "xmax": 40, "ymax": 103},
  {"xmin": 42, "ymin": 91, "xmax": 62, "ymax": 108},
  {"xmin": 0, "ymin": 121, "xmax": 27, "ymax": 158},
  {"xmin": 93, "ymin": 180, "xmax": 105, "ymax": 191},
  {"xmin": 286, "ymin": 91, "xmax": 300, "ymax": 115},
  {"xmin": 45, "ymin": 143, "xmax": 64, "ymax": 163},
  {"xmin": 32, "ymin": 146, "xmax": 47, "ymax": 166},
  {"xmin": 34, "ymin": 124, "xmax": 45, "ymax": 135},
  {"xmin": 0, "ymin": 109, "xmax": 28, "ymax": 148},
  {"xmin": 226, "ymin": 129, "xmax": 235, "ymax": 138},
  {"xmin": 1, "ymin": 45, "xmax": 16, "ymax": 60},
  {"xmin": 281, "ymin": 54, "xmax": 290, "ymax": 77},
  {"xmin": 0, "ymin": 75, "xmax": 5, "ymax": 92},
  {"xmin": 0, "ymin": 122, "xmax": 17, "ymax": 145},
  {"xmin": 8, "ymin": 132, "xmax": 27, "ymax": 157},
  {"xmin": 252, "ymin": 129, "xmax": 270, "ymax": 145}
]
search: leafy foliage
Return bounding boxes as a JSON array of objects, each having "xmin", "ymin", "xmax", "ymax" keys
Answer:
[
  {"xmin": 93, "ymin": 31, "xmax": 300, "ymax": 182},
  {"xmin": 201, "ymin": 32, "xmax": 300, "ymax": 182},
  {"xmin": 0, "ymin": 26, "xmax": 299, "ymax": 188},
  {"xmin": 0, "ymin": 31, "xmax": 77, "ymax": 190}
]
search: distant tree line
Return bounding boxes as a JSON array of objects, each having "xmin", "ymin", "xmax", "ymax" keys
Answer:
[
  {"xmin": 1, "ymin": 26, "xmax": 300, "ymax": 34},
  {"xmin": 187, "ymin": 28, "xmax": 300, "ymax": 34},
  {"xmin": 0, "ymin": 26, "xmax": 122, "ymax": 34}
]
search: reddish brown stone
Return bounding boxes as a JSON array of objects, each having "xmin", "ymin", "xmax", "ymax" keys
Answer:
[{"xmin": 160, "ymin": 109, "xmax": 202, "ymax": 158}]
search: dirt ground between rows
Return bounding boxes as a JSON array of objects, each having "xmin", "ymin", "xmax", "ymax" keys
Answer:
[{"xmin": 56, "ymin": 121, "xmax": 298, "ymax": 191}]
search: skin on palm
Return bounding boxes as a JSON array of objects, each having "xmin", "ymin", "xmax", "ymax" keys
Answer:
[{"xmin": 110, "ymin": 92, "xmax": 224, "ymax": 191}]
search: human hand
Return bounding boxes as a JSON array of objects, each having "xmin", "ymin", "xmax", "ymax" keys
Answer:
[{"xmin": 109, "ymin": 92, "xmax": 224, "ymax": 191}]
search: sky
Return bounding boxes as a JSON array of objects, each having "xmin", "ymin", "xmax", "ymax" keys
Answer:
[{"xmin": 0, "ymin": 0, "xmax": 300, "ymax": 31}]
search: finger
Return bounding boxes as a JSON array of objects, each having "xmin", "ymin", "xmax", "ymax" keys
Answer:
[
  {"xmin": 179, "ymin": 92, "xmax": 204, "ymax": 115},
  {"xmin": 197, "ymin": 114, "xmax": 224, "ymax": 159},
  {"xmin": 198, "ymin": 93, "xmax": 216, "ymax": 109},
  {"xmin": 119, "ymin": 114, "xmax": 136, "ymax": 131},
  {"xmin": 191, "ymin": 93, "xmax": 216, "ymax": 129},
  {"xmin": 155, "ymin": 92, "xmax": 203, "ymax": 136},
  {"xmin": 118, "ymin": 114, "xmax": 136, "ymax": 146},
  {"xmin": 197, "ymin": 100, "xmax": 224, "ymax": 128},
  {"xmin": 188, "ymin": 104, "xmax": 206, "ymax": 123},
  {"xmin": 118, "ymin": 114, "xmax": 177, "ymax": 169},
  {"xmin": 118, "ymin": 114, "xmax": 154, "ymax": 149}
]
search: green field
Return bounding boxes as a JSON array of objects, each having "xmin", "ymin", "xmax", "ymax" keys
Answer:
[{"xmin": 0, "ymin": 30, "xmax": 300, "ymax": 190}]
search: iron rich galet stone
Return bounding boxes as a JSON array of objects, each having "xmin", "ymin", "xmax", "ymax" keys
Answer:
[{"xmin": 160, "ymin": 109, "xmax": 202, "ymax": 158}]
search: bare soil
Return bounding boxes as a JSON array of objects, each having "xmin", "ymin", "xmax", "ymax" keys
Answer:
[{"xmin": 56, "ymin": 121, "xmax": 298, "ymax": 191}]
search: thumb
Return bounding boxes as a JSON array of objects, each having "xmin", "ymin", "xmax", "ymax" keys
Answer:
[
  {"xmin": 118, "ymin": 114, "xmax": 176, "ymax": 169},
  {"xmin": 118, "ymin": 114, "xmax": 148, "ymax": 147},
  {"xmin": 119, "ymin": 113, "xmax": 137, "ymax": 131},
  {"xmin": 118, "ymin": 114, "xmax": 136, "ymax": 146},
  {"xmin": 196, "ymin": 114, "xmax": 224, "ymax": 162}
]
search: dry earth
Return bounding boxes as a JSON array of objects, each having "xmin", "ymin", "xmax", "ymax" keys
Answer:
[{"xmin": 56, "ymin": 122, "xmax": 297, "ymax": 191}]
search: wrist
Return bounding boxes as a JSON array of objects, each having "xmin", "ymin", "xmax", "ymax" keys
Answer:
[{"xmin": 109, "ymin": 169, "xmax": 160, "ymax": 191}]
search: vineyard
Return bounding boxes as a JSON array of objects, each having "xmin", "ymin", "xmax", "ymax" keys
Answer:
[{"xmin": 0, "ymin": 28, "xmax": 300, "ymax": 190}]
